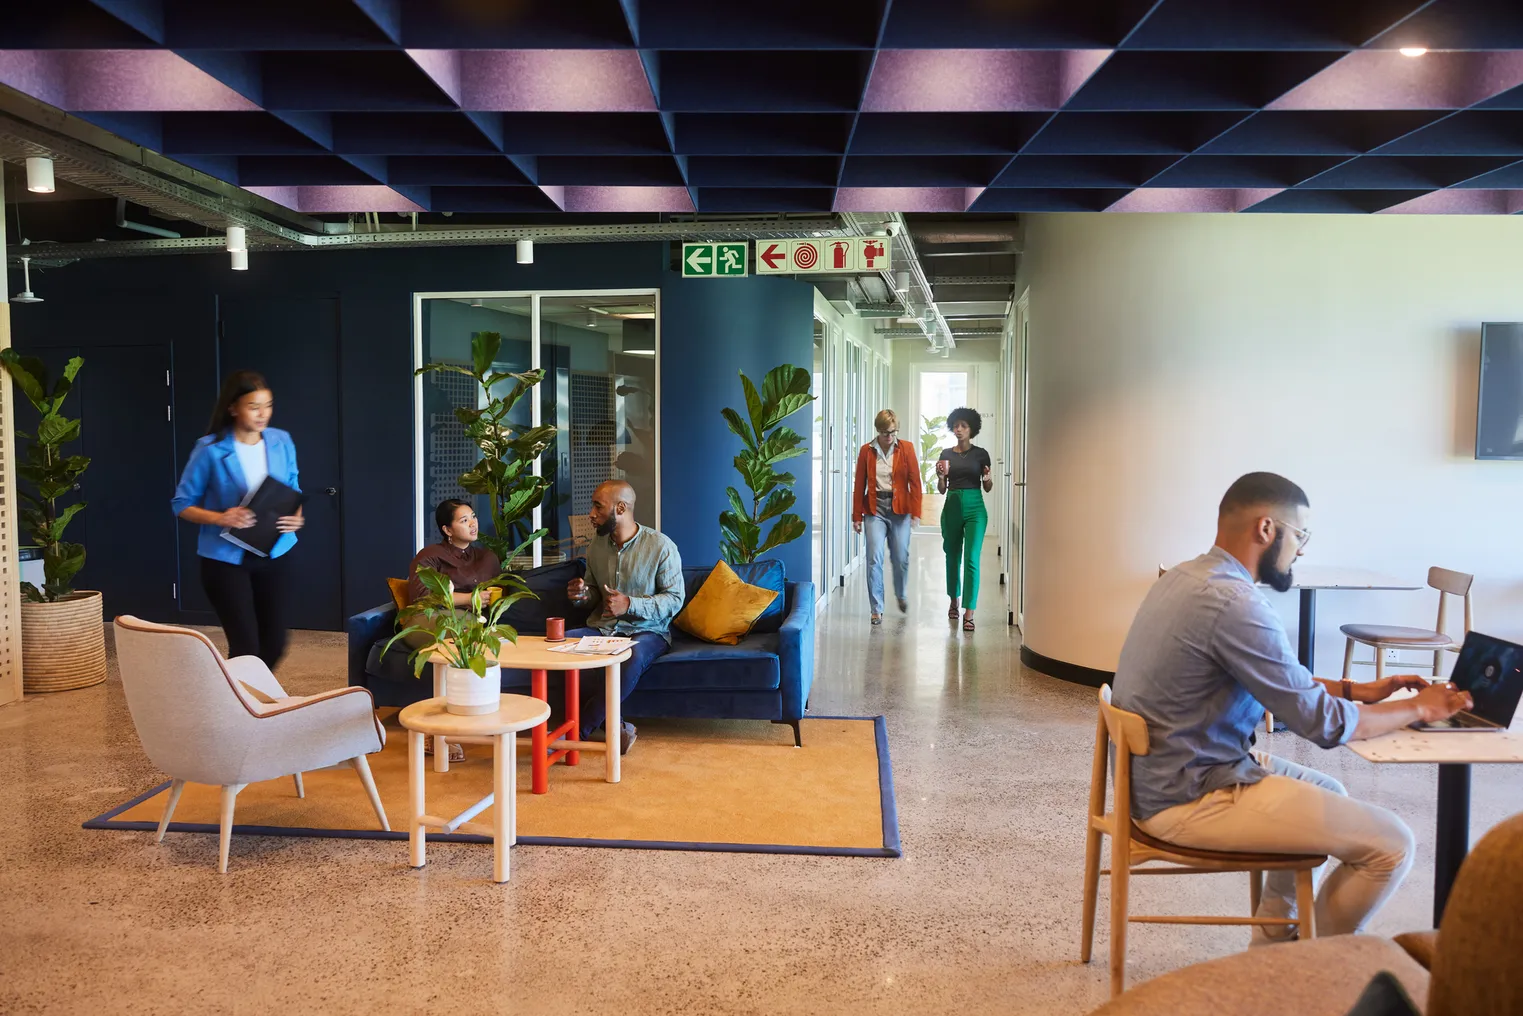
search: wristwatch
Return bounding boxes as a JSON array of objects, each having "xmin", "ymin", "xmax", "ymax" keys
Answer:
[{"xmin": 1342, "ymin": 678, "xmax": 1354, "ymax": 701}]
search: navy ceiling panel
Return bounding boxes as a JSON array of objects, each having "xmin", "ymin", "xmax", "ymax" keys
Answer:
[{"xmin": 9, "ymin": 0, "xmax": 1523, "ymax": 214}]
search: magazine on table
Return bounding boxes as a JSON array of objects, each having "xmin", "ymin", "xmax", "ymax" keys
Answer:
[{"xmin": 546, "ymin": 636, "xmax": 633, "ymax": 656}]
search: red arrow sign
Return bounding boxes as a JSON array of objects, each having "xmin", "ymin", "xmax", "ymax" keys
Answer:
[{"xmin": 760, "ymin": 242, "xmax": 786, "ymax": 270}]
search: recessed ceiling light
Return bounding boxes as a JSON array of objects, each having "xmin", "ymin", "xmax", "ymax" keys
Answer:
[{"xmin": 1400, "ymin": 46, "xmax": 1428, "ymax": 57}]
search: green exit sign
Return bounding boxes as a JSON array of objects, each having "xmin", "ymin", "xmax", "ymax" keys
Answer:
[{"xmin": 682, "ymin": 242, "xmax": 748, "ymax": 278}]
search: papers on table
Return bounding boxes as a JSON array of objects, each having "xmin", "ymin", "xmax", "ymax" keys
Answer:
[{"xmin": 546, "ymin": 636, "xmax": 633, "ymax": 656}]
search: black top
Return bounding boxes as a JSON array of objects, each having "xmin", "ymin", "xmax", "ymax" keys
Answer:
[{"xmin": 938, "ymin": 445, "xmax": 991, "ymax": 490}]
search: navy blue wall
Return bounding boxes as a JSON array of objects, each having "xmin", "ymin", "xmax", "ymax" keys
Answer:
[{"xmin": 11, "ymin": 241, "xmax": 815, "ymax": 624}]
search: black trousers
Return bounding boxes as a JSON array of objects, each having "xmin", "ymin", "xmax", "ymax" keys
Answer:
[{"xmin": 200, "ymin": 553, "xmax": 291, "ymax": 670}]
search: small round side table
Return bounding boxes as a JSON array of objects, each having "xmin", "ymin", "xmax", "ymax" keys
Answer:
[{"xmin": 398, "ymin": 694, "xmax": 550, "ymax": 883}]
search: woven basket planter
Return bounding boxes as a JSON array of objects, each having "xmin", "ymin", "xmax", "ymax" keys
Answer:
[{"xmin": 20, "ymin": 591, "xmax": 108, "ymax": 693}]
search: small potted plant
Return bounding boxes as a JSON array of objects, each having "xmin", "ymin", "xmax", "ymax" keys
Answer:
[{"xmin": 383, "ymin": 567, "xmax": 533, "ymax": 715}]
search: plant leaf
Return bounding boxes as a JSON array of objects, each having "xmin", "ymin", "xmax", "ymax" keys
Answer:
[
  {"xmin": 471, "ymin": 331, "xmax": 503, "ymax": 379},
  {"xmin": 720, "ymin": 408, "xmax": 757, "ymax": 453},
  {"xmin": 740, "ymin": 371, "xmax": 766, "ymax": 438},
  {"xmin": 0, "ymin": 350, "xmax": 48, "ymax": 411},
  {"xmin": 755, "ymin": 488, "xmax": 795, "ymax": 523},
  {"xmin": 757, "ymin": 514, "xmax": 806, "ymax": 555}
]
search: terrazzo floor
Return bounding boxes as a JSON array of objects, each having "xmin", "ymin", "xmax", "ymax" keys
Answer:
[{"xmin": 2, "ymin": 534, "xmax": 1520, "ymax": 1014}]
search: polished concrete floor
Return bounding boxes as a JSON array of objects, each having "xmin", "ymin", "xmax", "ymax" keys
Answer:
[{"xmin": 2, "ymin": 535, "xmax": 1520, "ymax": 1014}]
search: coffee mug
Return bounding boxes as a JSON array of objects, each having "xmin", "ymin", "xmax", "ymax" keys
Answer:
[{"xmin": 546, "ymin": 616, "xmax": 566, "ymax": 641}]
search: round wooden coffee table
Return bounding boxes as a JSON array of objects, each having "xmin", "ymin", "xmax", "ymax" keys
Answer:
[{"xmin": 398, "ymin": 694, "xmax": 550, "ymax": 883}]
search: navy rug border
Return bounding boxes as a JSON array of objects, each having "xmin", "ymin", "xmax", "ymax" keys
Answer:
[{"xmin": 83, "ymin": 715, "xmax": 903, "ymax": 859}]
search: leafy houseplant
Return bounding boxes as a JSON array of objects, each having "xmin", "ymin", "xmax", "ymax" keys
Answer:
[
  {"xmin": 417, "ymin": 330, "xmax": 558, "ymax": 567},
  {"xmin": 918, "ymin": 413, "xmax": 947, "ymax": 490},
  {"xmin": 383, "ymin": 566, "xmax": 534, "ymax": 715},
  {"xmin": 0, "ymin": 351, "xmax": 90, "ymax": 602},
  {"xmin": 719, "ymin": 365, "xmax": 817, "ymax": 565},
  {"xmin": 0, "ymin": 350, "xmax": 107, "ymax": 692}
]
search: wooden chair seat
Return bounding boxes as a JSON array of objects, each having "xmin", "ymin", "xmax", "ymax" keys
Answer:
[
  {"xmin": 1130, "ymin": 823, "xmax": 1326, "ymax": 868},
  {"xmin": 1340, "ymin": 623, "xmax": 1451, "ymax": 646}
]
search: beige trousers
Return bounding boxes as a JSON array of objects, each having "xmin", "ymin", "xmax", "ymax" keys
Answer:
[{"xmin": 1137, "ymin": 753, "xmax": 1415, "ymax": 938}]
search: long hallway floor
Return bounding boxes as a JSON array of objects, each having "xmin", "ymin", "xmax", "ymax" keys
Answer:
[{"xmin": 2, "ymin": 535, "xmax": 1519, "ymax": 1014}]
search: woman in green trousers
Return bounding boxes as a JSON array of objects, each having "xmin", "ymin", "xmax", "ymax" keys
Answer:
[{"xmin": 935, "ymin": 407, "xmax": 993, "ymax": 632}]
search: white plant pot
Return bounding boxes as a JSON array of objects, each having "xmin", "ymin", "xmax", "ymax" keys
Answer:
[{"xmin": 443, "ymin": 663, "xmax": 501, "ymax": 716}]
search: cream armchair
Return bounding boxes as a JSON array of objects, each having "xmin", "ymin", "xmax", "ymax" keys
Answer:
[{"xmin": 114, "ymin": 617, "xmax": 390, "ymax": 872}]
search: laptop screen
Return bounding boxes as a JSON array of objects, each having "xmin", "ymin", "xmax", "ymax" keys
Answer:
[{"xmin": 1451, "ymin": 632, "xmax": 1523, "ymax": 728}]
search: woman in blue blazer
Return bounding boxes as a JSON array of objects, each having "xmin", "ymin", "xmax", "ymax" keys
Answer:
[{"xmin": 171, "ymin": 370, "xmax": 305, "ymax": 669}]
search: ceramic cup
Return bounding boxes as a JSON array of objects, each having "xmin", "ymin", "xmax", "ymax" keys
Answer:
[{"xmin": 546, "ymin": 616, "xmax": 566, "ymax": 641}]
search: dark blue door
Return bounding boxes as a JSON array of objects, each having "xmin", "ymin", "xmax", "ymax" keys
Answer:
[{"xmin": 217, "ymin": 297, "xmax": 344, "ymax": 631}]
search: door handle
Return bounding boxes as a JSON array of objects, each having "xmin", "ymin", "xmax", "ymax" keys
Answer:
[{"xmin": 325, "ymin": 487, "xmax": 338, "ymax": 496}]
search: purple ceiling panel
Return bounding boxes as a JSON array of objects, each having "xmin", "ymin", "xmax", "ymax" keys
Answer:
[
  {"xmin": 449, "ymin": 50, "xmax": 657, "ymax": 112},
  {"xmin": 245, "ymin": 184, "xmax": 425, "ymax": 213},
  {"xmin": 833, "ymin": 187, "xmax": 971, "ymax": 212},
  {"xmin": 0, "ymin": 50, "xmax": 257, "ymax": 111},
  {"xmin": 1104, "ymin": 187, "xmax": 1284, "ymax": 213},
  {"xmin": 862, "ymin": 50, "xmax": 1110, "ymax": 113},
  {"xmin": 405, "ymin": 49, "xmax": 462, "ymax": 106},
  {"xmin": 1379, "ymin": 188, "xmax": 1523, "ymax": 214},
  {"xmin": 1270, "ymin": 51, "xmax": 1523, "ymax": 111},
  {"xmin": 563, "ymin": 186, "xmax": 695, "ymax": 212}
]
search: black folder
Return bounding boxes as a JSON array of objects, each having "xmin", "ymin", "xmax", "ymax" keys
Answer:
[{"xmin": 219, "ymin": 477, "xmax": 306, "ymax": 558}]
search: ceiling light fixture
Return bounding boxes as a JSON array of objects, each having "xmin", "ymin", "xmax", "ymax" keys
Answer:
[
  {"xmin": 893, "ymin": 270, "xmax": 910, "ymax": 293},
  {"xmin": 225, "ymin": 225, "xmax": 246, "ymax": 252},
  {"xmin": 230, "ymin": 249, "xmax": 248, "ymax": 271},
  {"xmin": 587, "ymin": 313, "xmax": 598, "ymax": 327},
  {"xmin": 25, "ymin": 156, "xmax": 54, "ymax": 194},
  {"xmin": 11, "ymin": 257, "xmax": 43, "ymax": 303},
  {"xmin": 517, "ymin": 239, "xmax": 534, "ymax": 264},
  {"xmin": 1400, "ymin": 46, "xmax": 1428, "ymax": 57}
]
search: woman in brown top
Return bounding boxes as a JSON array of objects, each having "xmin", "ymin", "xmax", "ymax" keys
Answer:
[{"xmin": 400, "ymin": 499, "xmax": 502, "ymax": 647}]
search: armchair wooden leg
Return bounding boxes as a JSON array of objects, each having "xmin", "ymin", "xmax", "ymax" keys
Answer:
[
  {"xmin": 292, "ymin": 772, "xmax": 305, "ymax": 799},
  {"xmin": 1109, "ymin": 858, "xmax": 1130, "ymax": 997},
  {"xmin": 350, "ymin": 754, "xmax": 390, "ymax": 832},
  {"xmin": 156, "ymin": 779, "xmax": 186, "ymax": 843},
  {"xmin": 218, "ymin": 783, "xmax": 247, "ymax": 874},
  {"xmin": 1294, "ymin": 869, "xmax": 1316, "ymax": 940}
]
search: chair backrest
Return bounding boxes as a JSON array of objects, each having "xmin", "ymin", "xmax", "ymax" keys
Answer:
[
  {"xmin": 114, "ymin": 616, "xmax": 267, "ymax": 785},
  {"xmin": 1428, "ymin": 811, "xmax": 1523, "ymax": 1016},
  {"xmin": 1429, "ymin": 566, "xmax": 1475, "ymax": 639},
  {"xmin": 1091, "ymin": 686, "xmax": 1152, "ymax": 831}
]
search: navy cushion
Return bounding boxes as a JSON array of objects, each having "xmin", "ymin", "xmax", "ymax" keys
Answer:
[
  {"xmin": 681, "ymin": 559, "xmax": 787, "ymax": 634},
  {"xmin": 640, "ymin": 632, "xmax": 780, "ymax": 692},
  {"xmin": 500, "ymin": 558, "xmax": 591, "ymax": 634},
  {"xmin": 366, "ymin": 639, "xmax": 420, "ymax": 686}
]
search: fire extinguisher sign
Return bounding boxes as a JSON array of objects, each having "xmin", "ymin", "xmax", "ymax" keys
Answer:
[{"xmin": 755, "ymin": 237, "xmax": 893, "ymax": 275}]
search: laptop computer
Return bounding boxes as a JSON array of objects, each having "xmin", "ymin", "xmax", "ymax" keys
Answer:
[{"xmin": 1411, "ymin": 631, "xmax": 1523, "ymax": 732}]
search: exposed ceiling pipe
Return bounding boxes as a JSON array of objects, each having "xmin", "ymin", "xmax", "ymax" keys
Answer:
[
  {"xmin": 114, "ymin": 197, "xmax": 180, "ymax": 239},
  {"xmin": 843, "ymin": 211, "xmax": 955, "ymax": 353}
]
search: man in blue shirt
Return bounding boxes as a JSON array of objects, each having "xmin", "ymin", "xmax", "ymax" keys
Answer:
[
  {"xmin": 1114, "ymin": 472, "xmax": 1471, "ymax": 940},
  {"xmin": 565, "ymin": 479, "xmax": 685, "ymax": 754}
]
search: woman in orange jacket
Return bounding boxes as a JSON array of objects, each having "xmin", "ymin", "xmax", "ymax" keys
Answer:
[{"xmin": 852, "ymin": 410, "xmax": 923, "ymax": 625}]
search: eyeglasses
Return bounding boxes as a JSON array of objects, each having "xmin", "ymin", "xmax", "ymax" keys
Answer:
[
  {"xmin": 879, "ymin": 430, "xmax": 898, "ymax": 438},
  {"xmin": 1273, "ymin": 518, "xmax": 1312, "ymax": 549}
]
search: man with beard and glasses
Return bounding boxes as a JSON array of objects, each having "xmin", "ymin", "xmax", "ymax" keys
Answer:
[
  {"xmin": 564, "ymin": 479, "xmax": 684, "ymax": 754},
  {"xmin": 1112, "ymin": 472, "xmax": 1472, "ymax": 942}
]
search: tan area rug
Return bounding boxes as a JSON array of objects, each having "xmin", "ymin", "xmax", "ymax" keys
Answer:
[{"xmin": 85, "ymin": 714, "xmax": 900, "ymax": 856}]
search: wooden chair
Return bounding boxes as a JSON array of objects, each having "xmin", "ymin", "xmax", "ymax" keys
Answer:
[
  {"xmin": 1340, "ymin": 566, "xmax": 1473, "ymax": 682},
  {"xmin": 1082, "ymin": 686, "xmax": 1325, "ymax": 997},
  {"xmin": 1158, "ymin": 563, "xmax": 1273, "ymax": 732}
]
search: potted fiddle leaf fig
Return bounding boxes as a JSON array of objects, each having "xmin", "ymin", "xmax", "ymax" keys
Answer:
[
  {"xmin": 0, "ymin": 350, "xmax": 106, "ymax": 692},
  {"xmin": 383, "ymin": 566, "xmax": 533, "ymax": 715},
  {"xmin": 719, "ymin": 364, "xmax": 816, "ymax": 565}
]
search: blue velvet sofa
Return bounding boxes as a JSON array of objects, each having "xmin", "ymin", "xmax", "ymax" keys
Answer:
[{"xmin": 347, "ymin": 558, "xmax": 816, "ymax": 744}]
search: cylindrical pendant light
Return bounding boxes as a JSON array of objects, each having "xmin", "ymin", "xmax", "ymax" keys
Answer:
[
  {"xmin": 516, "ymin": 239, "xmax": 534, "ymax": 264},
  {"xmin": 230, "ymin": 249, "xmax": 248, "ymax": 271},
  {"xmin": 893, "ymin": 270, "xmax": 910, "ymax": 293},
  {"xmin": 25, "ymin": 156, "xmax": 54, "ymax": 194},
  {"xmin": 225, "ymin": 225, "xmax": 246, "ymax": 252}
]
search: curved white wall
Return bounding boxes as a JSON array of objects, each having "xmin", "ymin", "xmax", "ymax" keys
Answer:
[{"xmin": 1020, "ymin": 212, "xmax": 1523, "ymax": 674}]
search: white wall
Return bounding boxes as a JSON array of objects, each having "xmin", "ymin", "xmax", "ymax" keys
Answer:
[{"xmin": 1019, "ymin": 212, "xmax": 1523, "ymax": 675}]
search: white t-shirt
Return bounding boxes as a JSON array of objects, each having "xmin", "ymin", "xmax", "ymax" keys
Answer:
[{"xmin": 234, "ymin": 437, "xmax": 269, "ymax": 498}]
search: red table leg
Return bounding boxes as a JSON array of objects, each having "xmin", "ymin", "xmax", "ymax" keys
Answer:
[
  {"xmin": 567, "ymin": 670, "xmax": 580, "ymax": 766},
  {"xmin": 531, "ymin": 668, "xmax": 548, "ymax": 795}
]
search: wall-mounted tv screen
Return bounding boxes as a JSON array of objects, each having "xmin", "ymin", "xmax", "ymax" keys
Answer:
[{"xmin": 1478, "ymin": 322, "xmax": 1523, "ymax": 460}]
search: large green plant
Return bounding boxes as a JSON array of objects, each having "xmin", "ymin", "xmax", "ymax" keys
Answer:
[
  {"xmin": 719, "ymin": 365, "xmax": 816, "ymax": 565},
  {"xmin": 0, "ymin": 351, "xmax": 89, "ymax": 602},
  {"xmin": 417, "ymin": 331, "xmax": 557, "ymax": 567},
  {"xmin": 383, "ymin": 567, "xmax": 533, "ymax": 677},
  {"xmin": 918, "ymin": 413, "xmax": 947, "ymax": 488}
]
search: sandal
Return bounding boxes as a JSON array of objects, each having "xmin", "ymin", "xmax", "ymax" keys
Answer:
[
  {"xmin": 947, "ymin": 603, "xmax": 960, "ymax": 619},
  {"xmin": 962, "ymin": 614, "xmax": 975, "ymax": 632}
]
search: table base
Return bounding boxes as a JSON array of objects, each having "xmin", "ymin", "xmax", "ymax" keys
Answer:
[{"xmin": 1434, "ymin": 762, "xmax": 1471, "ymax": 926}]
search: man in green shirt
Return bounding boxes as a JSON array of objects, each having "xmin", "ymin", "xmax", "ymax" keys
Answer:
[{"xmin": 566, "ymin": 479, "xmax": 684, "ymax": 753}]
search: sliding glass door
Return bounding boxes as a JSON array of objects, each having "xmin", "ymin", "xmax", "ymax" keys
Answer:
[{"xmin": 413, "ymin": 290, "xmax": 659, "ymax": 565}]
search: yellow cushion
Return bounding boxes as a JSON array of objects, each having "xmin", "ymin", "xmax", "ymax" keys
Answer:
[
  {"xmin": 387, "ymin": 577, "xmax": 411, "ymax": 612},
  {"xmin": 675, "ymin": 561, "xmax": 780, "ymax": 646}
]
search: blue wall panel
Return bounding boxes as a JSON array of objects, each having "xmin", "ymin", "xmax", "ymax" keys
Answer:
[{"xmin": 10, "ymin": 241, "xmax": 816, "ymax": 624}]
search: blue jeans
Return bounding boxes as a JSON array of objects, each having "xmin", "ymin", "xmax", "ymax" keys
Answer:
[
  {"xmin": 864, "ymin": 507, "xmax": 912, "ymax": 615},
  {"xmin": 550, "ymin": 627, "xmax": 670, "ymax": 737}
]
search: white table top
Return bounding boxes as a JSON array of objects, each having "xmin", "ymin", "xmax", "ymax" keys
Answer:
[
  {"xmin": 1288, "ymin": 566, "xmax": 1422, "ymax": 592},
  {"xmin": 399, "ymin": 694, "xmax": 551, "ymax": 737},
  {"xmin": 1345, "ymin": 727, "xmax": 1523, "ymax": 764},
  {"xmin": 426, "ymin": 635, "xmax": 633, "ymax": 671}
]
